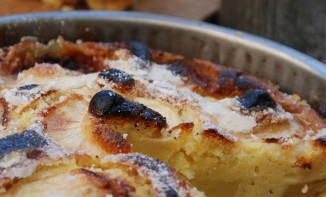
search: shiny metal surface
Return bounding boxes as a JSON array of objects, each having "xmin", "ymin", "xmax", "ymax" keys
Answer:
[{"xmin": 0, "ymin": 11, "xmax": 325, "ymax": 115}]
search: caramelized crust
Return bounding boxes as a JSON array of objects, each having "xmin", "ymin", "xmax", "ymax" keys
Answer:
[
  {"xmin": 93, "ymin": 125, "xmax": 131, "ymax": 154},
  {"xmin": 0, "ymin": 37, "xmax": 325, "ymax": 197},
  {"xmin": 99, "ymin": 68, "xmax": 135, "ymax": 90},
  {"xmin": 315, "ymin": 135, "xmax": 326, "ymax": 147},
  {"xmin": 70, "ymin": 168, "xmax": 136, "ymax": 196},
  {"xmin": 0, "ymin": 151, "xmax": 202, "ymax": 197},
  {"xmin": 1, "ymin": 37, "xmax": 323, "ymax": 130},
  {"xmin": 0, "ymin": 97, "xmax": 9, "ymax": 126},
  {"xmin": 202, "ymin": 128, "xmax": 237, "ymax": 143},
  {"xmin": 89, "ymin": 90, "xmax": 167, "ymax": 130}
]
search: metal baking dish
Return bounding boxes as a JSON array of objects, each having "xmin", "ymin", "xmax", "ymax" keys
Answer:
[{"xmin": 0, "ymin": 11, "xmax": 325, "ymax": 115}]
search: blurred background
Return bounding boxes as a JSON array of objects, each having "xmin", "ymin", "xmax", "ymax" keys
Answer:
[{"xmin": 0, "ymin": 0, "xmax": 325, "ymax": 63}]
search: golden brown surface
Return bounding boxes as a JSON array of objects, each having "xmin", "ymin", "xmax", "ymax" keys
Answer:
[
  {"xmin": 2, "ymin": 152, "xmax": 202, "ymax": 196},
  {"xmin": 0, "ymin": 38, "xmax": 325, "ymax": 197}
]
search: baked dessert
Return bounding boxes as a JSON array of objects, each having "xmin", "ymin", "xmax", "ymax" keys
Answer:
[
  {"xmin": 0, "ymin": 37, "xmax": 325, "ymax": 197},
  {"xmin": 0, "ymin": 134, "xmax": 200, "ymax": 196}
]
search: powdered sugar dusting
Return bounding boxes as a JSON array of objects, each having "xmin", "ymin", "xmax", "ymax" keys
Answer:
[
  {"xmin": 104, "ymin": 51, "xmax": 301, "ymax": 138},
  {"xmin": 1, "ymin": 82, "xmax": 58, "ymax": 112},
  {"xmin": 0, "ymin": 154, "xmax": 38, "ymax": 180},
  {"xmin": 105, "ymin": 53, "xmax": 194, "ymax": 106},
  {"xmin": 105, "ymin": 54, "xmax": 147, "ymax": 77},
  {"xmin": 202, "ymin": 98, "xmax": 257, "ymax": 132},
  {"xmin": 311, "ymin": 128, "xmax": 326, "ymax": 140},
  {"xmin": 102, "ymin": 153, "xmax": 185, "ymax": 196},
  {"xmin": 0, "ymin": 122, "xmax": 73, "ymax": 182},
  {"xmin": 202, "ymin": 122, "xmax": 238, "ymax": 142},
  {"xmin": 28, "ymin": 122, "xmax": 73, "ymax": 159}
]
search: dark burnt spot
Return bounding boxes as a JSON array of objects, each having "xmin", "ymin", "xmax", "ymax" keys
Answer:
[
  {"xmin": 216, "ymin": 70, "xmax": 263, "ymax": 95},
  {"xmin": 0, "ymin": 130, "xmax": 47, "ymax": 158},
  {"xmin": 140, "ymin": 108, "xmax": 167, "ymax": 127},
  {"xmin": 109, "ymin": 101, "xmax": 143, "ymax": 117},
  {"xmin": 89, "ymin": 90, "xmax": 125, "ymax": 116},
  {"xmin": 125, "ymin": 154, "xmax": 165, "ymax": 173},
  {"xmin": 122, "ymin": 154, "xmax": 178, "ymax": 196},
  {"xmin": 264, "ymin": 138, "xmax": 279, "ymax": 143},
  {"xmin": 18, "ymin": 84, "xmax": 38, "ymax": 91},
  {"xmin": 167, "ymin": 59, "xmax": 208, "ymax": 87},
  {"xmin": 295, "ymin": 158, "xmax": 312, "ymax": 170},
  {"xmin": 0, "ymin": 177, "xmax": 19, "ymax": 191},
  {"xmin": 315, "ymin": 135, "xmax": 326, "ymax": 146},
  {"xmin": 167, "ymin": 64, "xmax": 186, "ymax": 75},
  {"xmin": 217, "ymin": 70, "xmax": 238, "ymax": 86},
  {"xmin": 128, "ymin": 41, "xmax": 151, "ymax": 62},
  {"xmin": 301, "ymin": 163, "xmax": 312, "ymax": 170},
  {"xmin": 109, "ymin": 101, "xmax": 166, "ymax": 128},
  {"xmin": 99, "ymin": 68, "xmax": 134, "ymax": 87},
  {"xmin": 0, "ymin": 98, "xmax": 9, "ymax": 126},
  {"xmin": 237, "ymin": 89, "xmax": 276, "ymax": 110},
  {"xmin": 235, "ymin": 75, "xmax": 262, "ymax": 90},
  {"xmin": 71, "ymin": 168, "xmax": 135, "ymax": 195},
  {"xmin": 166, "ymin": 187, "xmax": 178, "ymax": 197},
  {"xmin": 26, "ymin": 149, "xmax": 44, "ymax": 160},
  {"xmin": 61, "ymin": 59, "xmax": 79, "ymax": 71},
  {"xmin": 42, "ymin": 56, "xmax": 80, "ymax": 71},
  {"xmin": 216, "ymin": 70, "xmax": 238, "ymax": 94},
  {"xmin": 89, "ymin": 90, "xmax": 167, "ymax": 128}
]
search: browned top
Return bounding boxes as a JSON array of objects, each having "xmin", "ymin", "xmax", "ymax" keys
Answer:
[
  {"xmin": 0, "ymin": 37, "xmax": 325, "ymax": 197},
  {"xmin": 0, "ymin": 37, "xmax": 324, "ymax": 132},
  {"xmin": 0, "ymin": 37, "xmax": 208, "ymax": 197},
  {"xmin": 70, "ymin": 168, "xmax": 136, "ymax": 196}
]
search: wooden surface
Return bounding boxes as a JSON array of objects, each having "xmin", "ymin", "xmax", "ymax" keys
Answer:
[{"xmin": 219, "ymin": 0, "xmax": 326, "ymax": 63}]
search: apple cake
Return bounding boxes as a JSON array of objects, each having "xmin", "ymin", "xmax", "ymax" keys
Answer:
[{"xmin": 0, "ymin": 37, "xmax": 325, "ymax": 197}]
